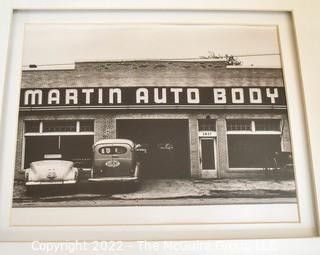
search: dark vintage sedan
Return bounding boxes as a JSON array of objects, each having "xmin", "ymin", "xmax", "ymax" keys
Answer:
[{"xmin": 88, "ymin": 139, "xmax": 142, "ymax": 188}]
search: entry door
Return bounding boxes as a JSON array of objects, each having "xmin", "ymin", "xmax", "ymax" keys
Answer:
[{"xmin": 199, "ymin": 138, "xmax": 217, "ymax": 178}]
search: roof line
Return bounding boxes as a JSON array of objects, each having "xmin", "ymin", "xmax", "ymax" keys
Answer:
[{"xmin": 74, "ymin": 58, "xmax": 227, "ymax": 63}]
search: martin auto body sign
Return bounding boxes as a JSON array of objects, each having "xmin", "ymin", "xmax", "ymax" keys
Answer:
[{"xmin": 20, "ymin": 87, "xmax": 287, "ymax": 111}]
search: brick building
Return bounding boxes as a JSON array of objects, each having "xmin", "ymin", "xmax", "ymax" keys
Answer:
[{"xmin": 15, "ymin": 60, "xmax": 292, "ymax": 179}]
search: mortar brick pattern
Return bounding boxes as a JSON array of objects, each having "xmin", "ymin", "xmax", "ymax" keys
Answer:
[
  {"xmin": 105, "ymin": 116, "xmax": 116, "ymax": 139},
  {"xmin": 189, "ymin": 117, "xmax": 201, "ymax": 178},
  {"xmin": 216, "ymin": 117, "xmax": 229, "ymax": 178},
  {"xmin": 281, "ymin": 116, "xmax": 292, "ymax": 152},
  {"xmin": 94, "ymin": 115, "xmax": 106, "ymax": 142},
  {"xmin": 14, "ymin": 119, "xmax": 24, "ymax": 179},
  {"xmin": 21, "ymin": 61, "xmax": 284, "ymax": 89}
]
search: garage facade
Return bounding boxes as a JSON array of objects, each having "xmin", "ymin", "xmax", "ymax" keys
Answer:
[{"xmin": 14, "ymin": 60, "xmax": 293, "ymax": 179}]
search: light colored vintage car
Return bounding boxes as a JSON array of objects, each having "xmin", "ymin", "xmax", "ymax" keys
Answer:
[
  {"xmin": 88, "ymin": 139, "xmax": 142, "ymax": 187},
  {"xmin": 25, "ymin": 159, "xmax": 78, "ymax": 190}
]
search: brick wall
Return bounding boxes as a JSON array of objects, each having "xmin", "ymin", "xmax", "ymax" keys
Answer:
[
  {"xmin": 21, "ymin": 60, "xmax": 284, "ymax": 89},
  {"xmin": 14, "ymin": 118, "xmax": 25, "ymax": 180},
  {"xmin": 14, "ymin": 111, "xmax": 292, "ymax": 180},
  {"xmin": 188, "ymin": 116, "xmax": 201, "ymax": 178},
  {"xmin": 281, "ymin": 115, "xmax": 292, "ymax": 152},
  {"xmin": 15, "ymin": 59, "xmax": 291, "ymax": 180},
  {"xmin": 216, "ymin": 117, "xmax": 229, "ymax": 178}
]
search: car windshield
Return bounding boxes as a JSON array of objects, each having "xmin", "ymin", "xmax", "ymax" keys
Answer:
[{"xmin": 99, "ymin": 146, "xmax": 127, "ymax": 155}]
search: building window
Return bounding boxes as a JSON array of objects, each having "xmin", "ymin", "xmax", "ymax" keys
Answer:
[
  {"xmin": 24, "ymin": 120, "xmax": 94, "ymax": 134},
  {"xmin": 228, "ymin": 135, "xmax": 281, "ymax": 168},
  {"xmin": 198, "ymin": 119, "xmax": 216, "ymax": 131},
  {"xmin": 227, "ymin": 119, "xmax": 282, "ymax": 169},
  {"xmin": 43, "ymin": 120, "xmax": 77, "ymax": 132},
  {"xmin": 80, "ymin": 120, "xmax": 94, "ymax": 132},
  {"xmin": 227, "ymin": 119, "xmax": 281, "ymax": 132},
  {"xmin": 227, "ymin": 119, "xmax": 251, "ymax": 131},
  {"xmin": 24, "ymin": 135, "xmax": 94, "ymax": 168},
  {"xmin": 255, "ymin": 119, "xmax": 280, "ymax": 131},
  {"xmin": 23, "ymin": 120, "xmax": 95, "ymax": 169},
  {"xmin": 25, "ymin": 121, "xmax": 40, "ymax": 133}
]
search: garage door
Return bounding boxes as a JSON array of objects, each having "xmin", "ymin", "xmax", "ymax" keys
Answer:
[{"xmin": 117, "ymin": 119, "xmax": 190, "ymax": 179}]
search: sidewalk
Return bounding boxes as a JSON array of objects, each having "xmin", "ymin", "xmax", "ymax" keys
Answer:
[
  {"xmin": 111, "ymin": 178, "xmax": 296, "ymax": 200},
  {"xmin": 13, "ymin": 178, "xmax": 297, "ymax": 207}
]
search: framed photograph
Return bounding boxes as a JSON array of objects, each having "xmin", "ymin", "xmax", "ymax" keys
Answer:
[{"xmin": 0, "ymin": 0, "xmax": 320, "ymax": 253}]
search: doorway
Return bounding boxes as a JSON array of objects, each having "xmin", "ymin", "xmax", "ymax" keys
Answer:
[
  {"xmin": 116, "ymin": 119, "xmax": 190, "ymax": 179},
  {"xmin": 199, "ymin": 137, "xmax": 218, "ymax": 178}
]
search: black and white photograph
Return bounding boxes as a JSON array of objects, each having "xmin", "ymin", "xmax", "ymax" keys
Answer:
[{"xmin": 12, "ymin": 24, "xmax": 297, "ymax": 208}]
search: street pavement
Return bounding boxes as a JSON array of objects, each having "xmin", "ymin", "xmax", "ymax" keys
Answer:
[{"xmin": 12, "ymin": 178, "xmax": 297, "ymax": 207}]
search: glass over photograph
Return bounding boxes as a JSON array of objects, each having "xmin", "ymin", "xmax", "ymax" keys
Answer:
[{"xmin": 12, "ymin": 24, "xmax": 297, "ymax": 208}]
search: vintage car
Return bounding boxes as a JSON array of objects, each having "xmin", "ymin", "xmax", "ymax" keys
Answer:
[
  {"xmin": 88, "ymin": 139, "xmax": 141, "ymax": 188},
  {"xmin": 25, "ymin": 157, "xmax": 78, "ymax": 192}
]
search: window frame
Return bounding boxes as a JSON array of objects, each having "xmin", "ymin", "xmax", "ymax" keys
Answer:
[
  {"xmin": 24, "ymin": 120, "xmax": 94, "ymax": 136},
  {"xmin": 98, "ymin": 146, "xmax": 128, "ymax": 155},
  {"xmin": 198, "ymin": 119, "xmax": 217, "ymax": 132},
  {"xmin": 226, "ymin": 119, "xmax": 282, "ymax": 135},
  {"xmin": 227, "ymin": 118, "xmax": 283, "ymax": 170}
]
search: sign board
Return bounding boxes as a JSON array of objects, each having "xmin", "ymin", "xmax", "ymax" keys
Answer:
[
  {"xmin": 198, "ymin": 131, "xmax": 216, "ymax": 137},
  {"xmin": 19, "ymin": 86, "xmax": 287, "ymax": 111}
]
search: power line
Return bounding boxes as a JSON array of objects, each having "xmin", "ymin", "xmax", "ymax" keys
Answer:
[{"xmin": 233, "ymin": 53, "xmax": 280, "ymax": 57}]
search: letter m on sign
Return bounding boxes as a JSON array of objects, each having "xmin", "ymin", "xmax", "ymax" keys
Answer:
[{"xmin": 24, "ymin": 90, "xmax": 43, "ymax": 105}]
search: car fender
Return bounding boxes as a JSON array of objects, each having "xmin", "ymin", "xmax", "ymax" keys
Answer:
[
  {"xmin": 134, "ymin": 162, "xmax": 140, "ymax": 178},
  {"xmin": 63, "ymin": 167, "xmax": 78, "ymax": 181}
]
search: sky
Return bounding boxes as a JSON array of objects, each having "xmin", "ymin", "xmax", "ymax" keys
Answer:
[{"xmin": 22, "ymin": 24, "xmax": 281, "ymax": 68}]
